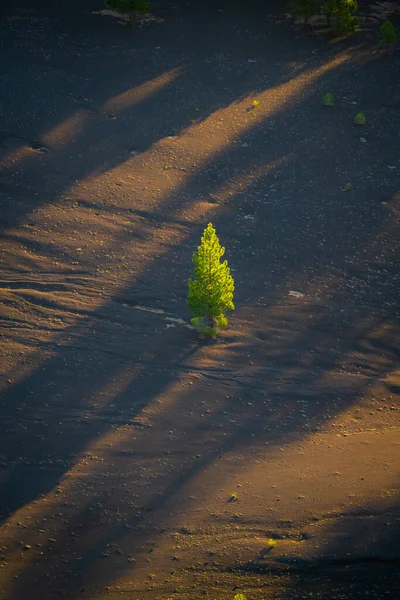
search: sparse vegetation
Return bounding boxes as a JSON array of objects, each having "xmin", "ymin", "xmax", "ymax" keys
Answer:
[
  {"xmin": 187, "ymin": 223, "xmax": 235, "ymax": 338},
  {"xmin": 105, "ymin": 0, "xmax": 151, "ymax": 27},
  {"xmin": 267, "ymin": 538, "xmax": 277, "ymax": 548},
  {"xmin": 343, "ymin": 182, "xmax": 353, "ymax": 191}
]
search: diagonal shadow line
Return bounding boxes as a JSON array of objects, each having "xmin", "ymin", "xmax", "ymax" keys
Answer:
[
  {"xmin": 0, "ymin": 0, "xmax": 360, "ymax": 234},
  {"xmin": 0, "ymin": 318, "xmax": 201, "ymax": 522},
  {"xmin": 3, "ymin": 279, "xmax": 398, "ymax": 598}
]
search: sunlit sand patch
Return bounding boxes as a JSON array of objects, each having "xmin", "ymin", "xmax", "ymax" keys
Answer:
[
  {"xmin": 0, "ymin": 112, "xmax": 86, "ymax": 172},
  {"xmin": 185, "ymin": 422, "xmax": 400, "ymax": 525},
  {"xmin": 0, "ymin": 144, "xmax": 37, "ymax": 170},
  {"xmin": 102, "ymin": 68, "xmax": 183, "ymax": 114},
  {"xmin": 41, "ymin": 111, "xmax": 85, "ymax": 148},
  {"xmin": 0, "ymin": 340, "xmax": 55, "ymax": 388}
]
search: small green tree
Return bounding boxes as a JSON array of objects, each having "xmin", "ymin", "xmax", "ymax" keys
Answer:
[
  {"xmin": 106, "ymin": 0, "xmax": 150, "ymax": 27},
  {"xmin": 378, "ymin": 20, "xmax": 397, "ymax": 49},
  {"xmin": 187, "ymin": 223, "xmax": 234, "ymax": 338},
  {"xmin": 289, "ymin": 0, "xmax": 319, "ymax": 26}
]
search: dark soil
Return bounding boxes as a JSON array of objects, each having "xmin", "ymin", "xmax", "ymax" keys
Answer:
[{"xmin": 0, "ymin": 1, "xmax": 399, "ymax": 598}]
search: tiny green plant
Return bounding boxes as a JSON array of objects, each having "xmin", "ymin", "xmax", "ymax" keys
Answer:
[
  {"xmin": 378, "ymin": 20, "xmax": 397, "ymax": 46},
  {"xmin": 343, "ymin": 182, "xmax": 353, "ymax": 191},
  {"xmin": 187, "ymin": 223, "xmax": 235, "ymax": 338},
  {"xmin": 354, "ymin": 112, "xmax": 366, "ymax": 125},
  {"xmin": 289, "ymin": 0, "xmax": 319, "ymax": 26},
  {"xmin": 105, "ymin": 0, "xmax": 151, "ymax": 27},
  {"xmin": 234, "ymin": 595, "xmax": 247, "ymax": 600},
  {"xmin": 322, "ymin": 92, "xmax": 335, "ymax": 106}
]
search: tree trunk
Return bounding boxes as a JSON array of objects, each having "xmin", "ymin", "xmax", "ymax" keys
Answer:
[
  {"xmin": 207, "ymin": 315, "xmax": 216, "ymax": 329},
  {"xmin": 128, "ymin": 11, "xmax": 137, "ymax": 27}
]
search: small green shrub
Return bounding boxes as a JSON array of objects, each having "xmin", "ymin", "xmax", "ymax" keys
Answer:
[
  {"xmin": 343, "ymin": 183, "xmax": 353, "ymax": 191},
  {"xmin": 322, "ymin": 92, "xmax": 335, "ymax": 106},
  {"xmin": 289, "ymin": 0, "xmax": 319, "ymax": 25},
  {"xmin": 354, "ymin": 112, "xmax": 365, "ymax": 125},
  {"xmin": 378, "ymin": 20, "xmax": 397, "ymax": 45},
  {"xmin": 187, "ymin": 223, "xmax": 235, "ymax": 338},
  {"xmin": 234, "ymin": 595, "xmax": 247, "ymax": 600}
]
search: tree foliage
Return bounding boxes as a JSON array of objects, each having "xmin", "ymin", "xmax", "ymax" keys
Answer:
[
  {"xmin": 322, "ymin": 0, "xmax": 358, "ymax": 33},
  {"xmin": 289, "ymin": 0, "xmax": 319, "ymax": 25},
  {"xmin": 378, "ymin": 20, "xmax": 397, "ymax": 45},
  {"xmin": 187, "ymin": 223, "xmax": 234, "ymax": 338},
  {"xmin": 106, "ymin": 0, "xmax": 150, "ymax": 26}
]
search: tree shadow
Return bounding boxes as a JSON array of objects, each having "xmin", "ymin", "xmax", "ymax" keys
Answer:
[{"xmin": 0, "ymin": 305, "xmax": 203, "ymax": 522}]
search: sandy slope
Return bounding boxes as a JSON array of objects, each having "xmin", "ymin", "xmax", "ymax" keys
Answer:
[{"xmin": 0, "ymin": 0, "xmax": 399, "ymax": 598}]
